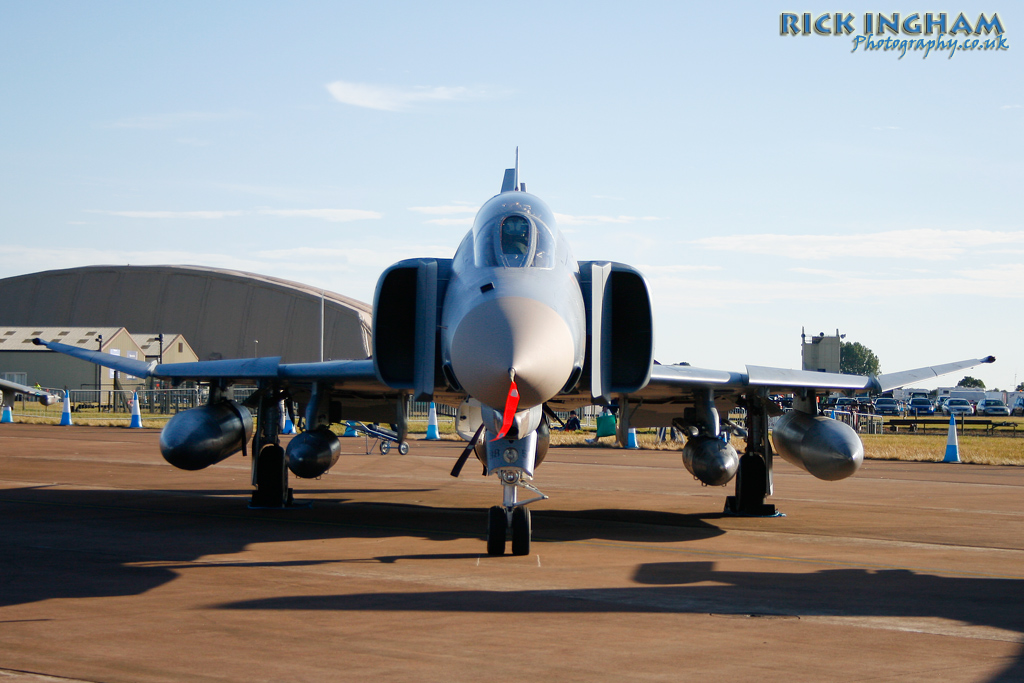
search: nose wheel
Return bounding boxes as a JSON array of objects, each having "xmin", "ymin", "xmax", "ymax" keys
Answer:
[
  {"xmin": 485, "ymin": 471, "xmax": 545, "ymax": 556},
  {"xmin": 511, "ymin": 506, "xmax": 531, "ymax": 555},
  {"xmin": 486, "ymin": 505, "xmax": 532, "ymax": 556}
]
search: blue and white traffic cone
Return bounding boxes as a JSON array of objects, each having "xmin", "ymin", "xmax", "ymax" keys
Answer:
[
  {"xmin": 280, "ymin": 400, "xmax": 296, "ymax": 434},
  {"xmin": 943, "ymin": 413, "xmax": 960, "ymax": 463},
  {"xmin": 129, "ymin": 391, "xmax": 143, "ymax": 428},
  {"xmin": 1, "ymin": 404, "xmax": 12, "ymax": 423},
  {"xmin": 59, "ymin": 392, "xmax": 73, "ymax": 426},
  {"xmin": 343, "ymin": 421, "xmax": 357, "ymax": 437},
  {"xmin": 626, "ymin": 427, "xmax": 639, "ymax": 449},
  {"xmin": 425, "ymin": 402, "xmax": 440, "ymax": 440}
]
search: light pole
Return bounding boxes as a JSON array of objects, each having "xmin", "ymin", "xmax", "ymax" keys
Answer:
[{"xmin": 96, "ymin": 334, "xmax": 103, "ymax": 406}]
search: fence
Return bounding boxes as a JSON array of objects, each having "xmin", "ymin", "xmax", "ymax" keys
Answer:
[
  {"xmin": 768, "ymin": 408, "xmax": 883, "ymax": 434},
  {"xmin": 11, "ymin": 388, "xmax": 889, "ymax": 434},
  {"xmin": 7, "ymin": 388, "xmax": 204, "ymax": 416}
]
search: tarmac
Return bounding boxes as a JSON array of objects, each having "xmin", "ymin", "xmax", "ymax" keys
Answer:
[{"xmin": 2, "ymin": 423, "xmax": 1024, "ymax": 682}]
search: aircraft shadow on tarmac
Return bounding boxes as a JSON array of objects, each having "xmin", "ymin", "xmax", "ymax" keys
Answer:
[
  {"xmin": 216, "ymin": 561, "xmax": 1024, "ymax": 683},
  {"xmin": 7, "ymin": 484, "xmax": 1024, "ymax": 682},
  {"xmin": 0, "ymin": 485, "xmax": 721, "ymax": 608}
]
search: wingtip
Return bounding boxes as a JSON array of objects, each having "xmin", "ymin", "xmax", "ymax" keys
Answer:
[
  {"xmin": 32, "ymin": 337, "xmax": 44, "ymax": 346},
  {"xmin": 983, "ymin": 355, "xmax": 996, "ymax": 364}
]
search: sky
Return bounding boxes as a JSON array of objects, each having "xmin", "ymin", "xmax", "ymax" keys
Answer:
[{"xmin": 1, "ymin": 1, "xmax": 1021, "ymax": 391}]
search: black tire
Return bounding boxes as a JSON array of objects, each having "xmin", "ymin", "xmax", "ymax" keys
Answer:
[
  {"xmin": 511, "ymin": 506, "xmax": 531, "ymax": 556},
  {"xmin": 486, "ymin": 506, "xmax": 506, "ymax": 556},
  {"xmin": 736, "ymin": 452, "xmax": 768, "ymax": 514},
  {"xmin": 253, "ymin": 444, "xmax": 286, "ymax": 507},
  {"xmin": 379, "ymin": 441, "xmax": 390, "ymax": 455},
  {"xmin": 398, "ymin": 441, "xmax": 410, "ymax": 455}
]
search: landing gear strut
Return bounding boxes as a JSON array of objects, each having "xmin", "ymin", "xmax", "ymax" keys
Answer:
[
  {"xmin": 725, "ymin": 389, "xmax": 780, "ymax": 517},
  {"xmin": 249, "ymin": 382, "xmax": 306, "ymax": 509}
]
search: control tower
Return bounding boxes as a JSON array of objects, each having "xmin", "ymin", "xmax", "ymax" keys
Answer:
[{"xmin": 801, "ymin": 328, "xmax": 844, "ymax": 373}]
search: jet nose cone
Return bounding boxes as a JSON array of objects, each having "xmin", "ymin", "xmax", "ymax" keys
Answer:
[{"xmin": 450, "ymin": 296, "xmax": 576, "ymax": 410}]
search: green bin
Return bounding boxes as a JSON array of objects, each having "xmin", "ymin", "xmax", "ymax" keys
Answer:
[{"xmin": 595, "ymin": 414, "xmax": 617, "ymax": 438}]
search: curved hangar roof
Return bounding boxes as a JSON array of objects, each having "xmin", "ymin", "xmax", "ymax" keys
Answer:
[{"xmin": 0, "ymin": 265, "xmax": 371, "ymax": 363}]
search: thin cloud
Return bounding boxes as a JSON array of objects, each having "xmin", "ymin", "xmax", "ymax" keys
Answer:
[
  {"xmin": 554, "ymin": 213, "xmax": 663, "ymax": 226},
  {"xmin": 259, "ymin": 209, "xmax": 381, "ymax": 222},
  {"xmin": 0, "ymin": 245, "xmax": 266, "ymax": 274},
  {"xmin": 692, "ymin": 229, "xmax": 1024, "ymax": 261},
  {"xmin": 90, "ymin": 210, "xmax": 246, "ymax": 220},
  {"xmin": 637, "ymin": 264, "xmax": 723, "ymax": 274},
  {"xmin": 956, "ymin": 263, "xmax": 1024, "ymax": 284},
  {"xmin": 254, "ymin": 241, "xmax": 454, "ymax": 270},
  {"xmin": 646, "ymin": 269, "xmax": 1024, "ymax": 307},
  {"xmin": 87, "ymin": 208, "xmax": 381, "ymax": 222},
  {"xmin": 425, "ymin": 217, "xmax": 474, "ymax": 226},
  {"xmin": 408, "ymin": 205, "xmax": 478, "ymax": 215},
  {"xmin": 0, "ymin": 240, "xmax": 455, "ymax": 293},
  {"xmin": 326, "ymin": 80, "xmax": 480, "ymax": 111}
]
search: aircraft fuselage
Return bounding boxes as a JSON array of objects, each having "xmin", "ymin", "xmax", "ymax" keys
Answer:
[{"xmin": 440, "ymin": 191, "xmax": 587, "ymax": 422}]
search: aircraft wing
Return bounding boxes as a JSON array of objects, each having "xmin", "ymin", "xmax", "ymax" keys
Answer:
[
  {"xmin": 32, "ymin": 338, "xmax": 384, "ymax": 390},
  {"xmin": 0, "ymin": 376, "xmax": 61, "ymax": 405},
  {"xmin": 634, "ymin": 355, "xmax": 996, "ymax": 401}
]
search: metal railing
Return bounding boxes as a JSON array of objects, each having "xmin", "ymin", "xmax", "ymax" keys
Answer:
[
  {"xmin": 769, "ymin": 408, "xmax": 883, "ymax": 434},
  {"xmin": 38, "ymin": 389, "xmax": 205, "ymax": 414},
  {"xmin": 9, "ymin": 389, "xmax": 889, "ymax": 435}
]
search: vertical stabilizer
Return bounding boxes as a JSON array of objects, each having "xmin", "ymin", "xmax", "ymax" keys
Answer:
[{"xmin": 501, "ymin": 168, "xmax": 516, "ymax": 193}]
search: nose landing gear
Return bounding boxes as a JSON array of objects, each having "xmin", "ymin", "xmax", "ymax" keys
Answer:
[{"xmin": 485, "ymin": 469, "xmax": 546, "ymax": 556}]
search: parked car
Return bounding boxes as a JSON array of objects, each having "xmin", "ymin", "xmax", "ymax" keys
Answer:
[
  {"xmin": 1013, "ymin": 397, "xmax": 1024, "ymax": 417},
  {"xmin": 976, "ymin": 399, "xmax": 1010, "ymax": 417},
  {"xmin": 832, "ymin": 397, "xmax": 859, "ymax": 411},
  {"xmin": 935, "ymin": 396, "xmax": 950, "ymax": 414},
  {"xmin": 907, "ymin": 397, "xmax": 934, "ymax": 416},
  {"xmin": 943, "ymin": 398, "xmax": 974, "ymax": 416},
  {"xmin": 856, "ymin": 397, "xmax": 874, "ymax": 413},
  {"xmin": 873, "ymin": 397, "xmax": 903, "ymax": 416}
]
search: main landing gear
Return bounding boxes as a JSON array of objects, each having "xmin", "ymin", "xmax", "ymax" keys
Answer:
[
  {"xmin": 485, "ymin": 469, "xmax": 545, "ymax": 556},
  {"xmin": 248, "ymin": 382, "xmax": 309, "ymax": 509},
  {"xmin": 724, "ymin": 389, "xmax": 781, "ymax": 517}
]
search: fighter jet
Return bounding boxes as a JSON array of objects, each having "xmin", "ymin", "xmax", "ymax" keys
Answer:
[{"xmin": 34, "ymin": 160, "xmax": 995, "ymax": 556}]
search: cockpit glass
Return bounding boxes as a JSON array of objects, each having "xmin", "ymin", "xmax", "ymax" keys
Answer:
[
  {"xmin": 501, "ymin": 216, "xmax": 531, "ymax": 256},
  {"xmin": 471, "ymin": 193, "xmax": 559, "ymax": 269}
]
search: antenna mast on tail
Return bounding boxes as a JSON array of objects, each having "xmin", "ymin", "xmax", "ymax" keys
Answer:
[{"xmin": 500, "ymin": 147, "xmax": 524, "ymax": 193}]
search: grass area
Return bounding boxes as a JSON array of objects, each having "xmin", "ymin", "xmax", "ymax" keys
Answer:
[
  {"xmin": 11, "ymin": 413, "xmax": 170, "ymax": 429},
  {"xmin": 861, "ymin": 433, "xmax": 1024, "ymax": 466},
  {"xmin": 874, "ymin": 414, "xmax": 1024, "ymax": 435}
]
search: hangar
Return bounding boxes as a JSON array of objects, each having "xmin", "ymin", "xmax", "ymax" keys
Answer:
[{"xmin": 0, "ymin": 265, "xmax": 372, "ymax": 363}]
